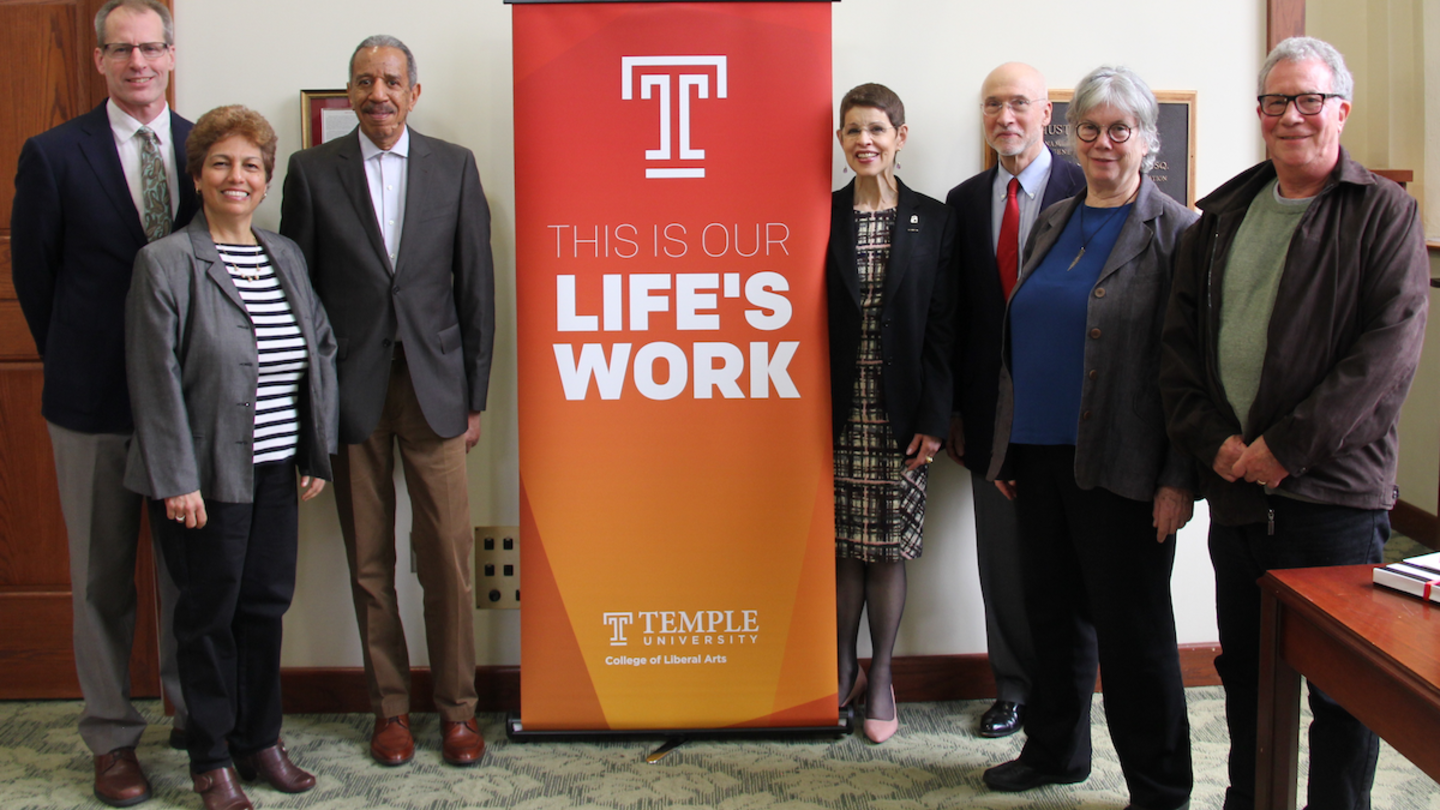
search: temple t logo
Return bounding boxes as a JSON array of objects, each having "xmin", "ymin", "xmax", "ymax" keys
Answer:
[{"xmin": 622, "ymin": 56, "xmax": 728, "ymax": 179}]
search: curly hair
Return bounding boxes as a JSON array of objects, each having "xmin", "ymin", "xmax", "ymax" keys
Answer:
[{"xmin": 185, "ymin": 105, "xmax": 279, "ymax": 182}]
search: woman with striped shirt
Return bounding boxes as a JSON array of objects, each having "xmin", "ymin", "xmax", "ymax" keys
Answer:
[{"xmin": 125, "ymin": 106, "xmax": 337, "ymax": 810}]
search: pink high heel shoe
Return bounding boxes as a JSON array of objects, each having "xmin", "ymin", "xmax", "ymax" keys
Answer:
[
  {"xmin": 863, "ymin": 686, "xmax": 899, "ymax": 743},
  {"xmin": 840, "ymin": 667, "xmax": 868, "ymax": 709}
]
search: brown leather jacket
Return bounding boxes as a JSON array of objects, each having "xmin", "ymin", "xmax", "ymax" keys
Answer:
[{"xmin": 1160, "ymin": 148, "xmax": 1429, "ymax": 526}]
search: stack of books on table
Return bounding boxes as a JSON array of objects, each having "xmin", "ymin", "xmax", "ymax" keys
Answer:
[{"xmin": 1373, "ymin": 552, "xmax": 1440, "ymax": 604}]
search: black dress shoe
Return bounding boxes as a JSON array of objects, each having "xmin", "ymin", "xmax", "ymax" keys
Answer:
[
  {"xmin": 982, "ymin": 759, "xmax": 1087, "ymax": 792},
  {"xmin": 169, "ymin": 728, "xmax": 187, "ymax": 750},
  {"xmin": 979, "ymin": 700, "xmax": 1024, "ymax": 738}
]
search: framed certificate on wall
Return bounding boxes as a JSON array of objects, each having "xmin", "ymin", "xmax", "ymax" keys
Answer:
[{"xmin": 300, "ymin": 89, "xmax": 357, "ymax": 149}]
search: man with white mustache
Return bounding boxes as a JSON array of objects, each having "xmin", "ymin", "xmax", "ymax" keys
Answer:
[
  {"xmin": 281, "ymin": 34, "xmax": 495, "ymax": 769},
  {"xmin": 944, "ymin": 62, "xmax": 1085, "ymax": 740}
]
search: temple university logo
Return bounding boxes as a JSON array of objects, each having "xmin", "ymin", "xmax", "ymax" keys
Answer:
[
  {"xmin": 603, "ymin": 612, "xmax": 634, "ymax": 646},
  {"xmin": 622, "ymin": 55, "xmax": 728, "ymax": 179}
]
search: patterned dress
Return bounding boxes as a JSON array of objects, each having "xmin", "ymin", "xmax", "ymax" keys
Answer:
[{"xmin": 835, "ymin": 209, "xmax": 927, "ymax": 562}]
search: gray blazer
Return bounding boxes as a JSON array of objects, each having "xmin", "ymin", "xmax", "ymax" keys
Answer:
[
  {"xmin": 124, "ymin": 215, "xmax": 339, "ymax": 503},
  {"xmin": 279, "ymin": 128, "xmax": 494, "ymax": 444},
  {"xmin": 989, "ymin": 178, "xmax": 1198, "ymax": 502}
]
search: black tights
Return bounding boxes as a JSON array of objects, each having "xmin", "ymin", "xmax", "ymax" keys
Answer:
[{"xmin": 836, "ymin": 557, "xmax": 906, "ymax": 721}]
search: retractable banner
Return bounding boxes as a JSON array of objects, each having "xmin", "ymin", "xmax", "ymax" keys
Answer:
[{"xmin": 513, "ymin": 1, "xmax": 835, "ymax": 731}]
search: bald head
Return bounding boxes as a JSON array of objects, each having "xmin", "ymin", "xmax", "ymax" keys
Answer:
[
  {"xmin": 983, "ymin": 62, "xmax": 1047, "ymax": 102},
  {"xmin": 981, "ymin": 62, "xmax": 1052, "ymax": 172}
]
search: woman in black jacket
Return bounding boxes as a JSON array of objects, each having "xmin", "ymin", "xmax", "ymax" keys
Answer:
[{"xmin": 826, "ymin": 83, "xmax": 955, "ymax": 744}]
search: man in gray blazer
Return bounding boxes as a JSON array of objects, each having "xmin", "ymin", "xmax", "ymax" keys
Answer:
[{"xmin": 280, "ymin": 34, "xmax": 494, "ymax": 767}]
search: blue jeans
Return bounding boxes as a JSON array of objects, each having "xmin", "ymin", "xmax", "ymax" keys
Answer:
[{"xmin": 1208, "ymin": 497, "xmax": 1387, "ymax": 810}]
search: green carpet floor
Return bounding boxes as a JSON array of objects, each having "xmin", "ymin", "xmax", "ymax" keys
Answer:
[{"xmin": 1, "ymin": 687, "xmax": 1435, "ymax": 809}]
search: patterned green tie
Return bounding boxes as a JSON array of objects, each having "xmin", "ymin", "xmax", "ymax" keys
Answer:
[{"xmin": 137, "ymin": 126, "xmax": 172, "ymax": 242}]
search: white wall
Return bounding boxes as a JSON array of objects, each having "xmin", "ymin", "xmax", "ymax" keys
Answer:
[{"xmin": 173, "ymin": 0, "xmax": 1266, "ymax": 668}]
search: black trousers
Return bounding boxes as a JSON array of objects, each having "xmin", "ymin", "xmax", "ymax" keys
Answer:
[
  {"xmin": 1011, "ymin": 444, "xmax": 1192, "ymax": 810},
  {"xmin": 150, "ymin": 461, "xmax": 298, "ymax": 773},
  {"xmin": 1209, "ymin": 499, "xmax": 1386, "ymax": 810}
]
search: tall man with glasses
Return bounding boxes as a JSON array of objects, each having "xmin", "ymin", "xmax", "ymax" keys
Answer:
[
  {"xmin": 281, "ymin": 34, "xmax": 494, "ymax": 768},
  {"xmin": 944, "ymin": 62, "xmax": 1085, "ymax": 739},
  {"xmin": 1161, "ymin": 36, "xmax": 1428, "ymax": 810},
  {"xmin": 10, "ymin": 0, "xmax": 197, "ymax": 804}
]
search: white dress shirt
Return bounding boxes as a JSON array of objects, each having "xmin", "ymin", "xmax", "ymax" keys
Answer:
[
  {"xmin": 358, "ymin": 126, "xmax": 410, "ymax": 270},
  {"xmin": 107, "ymin": 99, "xmax": 179, "ymax": 222},
  {"xmin": 991, "ymin": 146, "xmax": 1055, "ymax": 257}
]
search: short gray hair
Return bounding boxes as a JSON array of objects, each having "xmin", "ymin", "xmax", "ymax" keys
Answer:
[
  {"xmin": 1067, "ymin": 65, "xmax": 1161, "ymax": 173},
  {"xmin": 350, "ymin": 35, "xmax": 419, "ymax": 88},
  {"xmin": 94, "ymin": 0, "xmax": 173, "ymax": 46},
  {"xmin": 1258, "ymin": 36, "xmax": 1354, "ymax": 100}
]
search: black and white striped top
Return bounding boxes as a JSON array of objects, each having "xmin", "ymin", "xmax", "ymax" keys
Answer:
[{"xmin": 217, "ymin": 244, "xmax": 309, "ymax": 465}]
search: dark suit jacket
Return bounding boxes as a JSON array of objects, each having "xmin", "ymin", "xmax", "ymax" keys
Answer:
[
  {"xmin": 280, "ymin": 128, "xmax": 494, "ymax": 444},
  {"xmin": 11, "ymin": 101, "xmax": 199, "ymax": 434},
  {"xmin": 827, "ymin": 178, "xmax": 957, "ymax": 450},
  {"xmin": 945, "ymin": 150, "xmax": 1085, "ymax": 474},
  {"xmin": 125, "ymin": 215, "xmax": 338, "ymax": 502},
  {"xmin": 988, "ymin": 177, "xmax": 1198, "ymax": 502}
]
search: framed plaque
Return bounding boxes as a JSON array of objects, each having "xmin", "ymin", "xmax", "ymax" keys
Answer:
[
  {"xmin": 300, "ymin": 89, "xmax": 357, "ymax": 149},
  {"xmin": 985, "ymin": 89, "xmax": 1197, "ymax": 209}
]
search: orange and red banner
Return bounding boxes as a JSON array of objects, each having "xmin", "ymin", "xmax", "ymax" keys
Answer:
[{"xmin": 513, "ymin": 1, "xmax": 835, "ymax": 731}]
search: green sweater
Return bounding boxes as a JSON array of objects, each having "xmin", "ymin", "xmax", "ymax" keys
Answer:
[{"xmin": 1218, "ymin": 178, "xmax": 1314, "ymax": 436}]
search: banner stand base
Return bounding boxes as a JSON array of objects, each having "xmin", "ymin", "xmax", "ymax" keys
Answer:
[{"xmin": 505, "ymin": 707, "xmax": 857, "ymax": 751}]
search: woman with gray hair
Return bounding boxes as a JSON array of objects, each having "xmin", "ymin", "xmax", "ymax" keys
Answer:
[{"xmin": 980, "ymin": 66, "xmax": 1197, "ymax": 810}]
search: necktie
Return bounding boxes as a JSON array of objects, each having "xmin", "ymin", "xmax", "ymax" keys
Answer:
[
  {"xmin": 996, "ymin": 177, "xmax": 1020, "ymax": 298},
  {"xmin": 137, "ymin": 127, "xmax": 172, "ymax": 243}
]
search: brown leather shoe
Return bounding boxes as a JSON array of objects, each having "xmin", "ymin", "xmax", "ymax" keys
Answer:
[
  {"xmin": 191, "ymin": 767, "xmax": 253, "ymax": 810},
  {"xmin": 370, "ymin": 714, "xmax": 414, "ymax": 766},
  {"xmin": 93, "ymin": 748, "xmax": 152, "ymax": 807},
  {"xmin": 441, "ymin": 717, "xmax": 485, "ymax": 766},
  {"xmin": 234, "ymin": 741, "xmax": 315, "ymax": 793}
]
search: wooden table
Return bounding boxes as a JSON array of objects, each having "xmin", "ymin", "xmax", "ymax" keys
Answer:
[{"xmin": 1257, "ymin": 564, "xmax": 1440, "ymax": 809}]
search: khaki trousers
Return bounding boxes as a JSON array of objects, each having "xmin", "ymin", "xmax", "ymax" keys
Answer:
[{"xmin": 332, "ymin": 349, "xmax": 477, "ymax": 721}]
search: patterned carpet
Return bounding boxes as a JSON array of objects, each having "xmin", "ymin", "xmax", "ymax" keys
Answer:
[{"xmin": 1, "ymin": 688, "xmax": 1435, "ymax": 809}]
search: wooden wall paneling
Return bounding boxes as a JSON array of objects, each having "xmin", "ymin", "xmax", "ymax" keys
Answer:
[
  {"xmin": 1268, "ymin": 0, "xmax": 1305, "ymax": 50},
  {"xmin": 1, "ymin": 2, "xmax": 83, "ymax": 232},
  {"xmin": 0, "ymin": 301, "xmax": 41, "ymax": 359},
  {"xmin": 0, "ymin": 364, "xmax": 68, "ymax": 586}
]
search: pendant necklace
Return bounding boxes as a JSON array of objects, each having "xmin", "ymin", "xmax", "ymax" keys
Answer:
[
  {"xmin": 217, "ymin": 237, "xmax": 261, "ymax": 282},
  {"xmin": 1067, "ymin": 187, "xmax": 1138, "ymax": 271},
  {"xmin": 226, "ymin": 261, "xmax": 260, "ymax": 282}
]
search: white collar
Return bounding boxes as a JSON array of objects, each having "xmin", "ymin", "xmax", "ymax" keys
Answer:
[
  {"xmin": 998, "ymin": 146, "xmax": 1053, "ymax": 198},
  {"xmin": 107, "ymin": 99, "xmax": 171, "ymax": 141},
  {"xmin": 359, "ymin": 126, "xmax": 411, "ymax": 160}
]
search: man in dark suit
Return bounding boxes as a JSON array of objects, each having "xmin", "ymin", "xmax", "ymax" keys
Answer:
[
  {"xmin": 10, "ymin": 0, "xmax": 197, "ymax": 804},
  {"xmin": 945, "ymin": 62, "xmax": 1086, "ymax": 739},
  {"xmin": 280, "ymin": 34, "xmax": 494, "ymax": 768}
]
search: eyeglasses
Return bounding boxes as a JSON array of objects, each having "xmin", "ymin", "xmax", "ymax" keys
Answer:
[
  {"xmin": 1257, "ymin": 93, "xmax": 1343, "ymax": 116},
  {"xmin": 1075, "ymin": 122, "xmax": 1133, "ymax": 143},
  {"xmin": 841, "ymin": 123, "xmax": 894, "ymax": 140},
  {"xmin": 982, "ymin": 97, "xmax": 1042, "ymax": 116},
  {"xmin": 101, "ymin": 42, "xmax": 170, "ymax": 61}
]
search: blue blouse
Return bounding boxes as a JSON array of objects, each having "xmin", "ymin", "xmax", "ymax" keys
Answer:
[{"xmin": 1008, "ymin": 203, "xmax": 1132, "ymax": 445}]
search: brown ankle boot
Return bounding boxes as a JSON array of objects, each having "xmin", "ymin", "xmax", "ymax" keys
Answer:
[
  {"xmin": 235, "ymin": 741, "xmax": 315, "ymax": 793},
  {"xmin": 191, "ymin": 766, "xmax": 253, "ymax": 810}
]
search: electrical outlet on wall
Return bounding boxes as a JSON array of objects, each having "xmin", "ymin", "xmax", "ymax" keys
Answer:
[{"xmin": 474, "ymin": 526, "xmax": 521, "ymax": 609}]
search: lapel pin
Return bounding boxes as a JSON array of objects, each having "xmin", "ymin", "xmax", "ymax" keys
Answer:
[{"xmin": 910, "ymin": 215, "xmax": 919, "ymax": 224}]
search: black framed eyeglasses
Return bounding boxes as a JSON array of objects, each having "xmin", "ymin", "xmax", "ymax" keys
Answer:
[
  {"xmin": 1075, "ymin": 122, "xmax": 1132, "ymax": 143},
  {"xmin": 101, "ymin": 42, "xmax": 170, "ymax": 61},
  {"xmin": 1258, "ymin": 93, "xmax": 1343, "ymax": 116}
]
